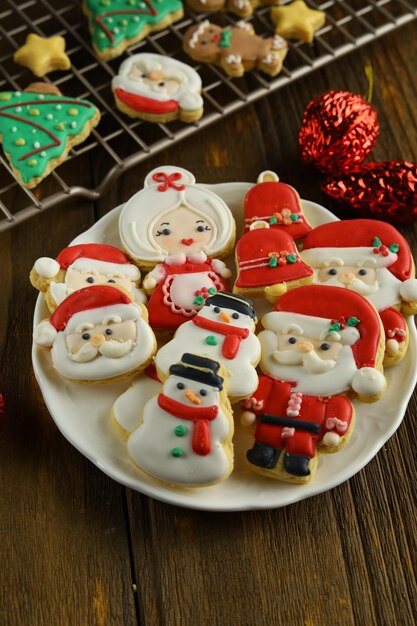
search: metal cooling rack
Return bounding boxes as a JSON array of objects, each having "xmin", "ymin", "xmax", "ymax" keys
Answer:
[{"xmin": 0, "ymin": 0, "xmax": 416, "ymax": 231}]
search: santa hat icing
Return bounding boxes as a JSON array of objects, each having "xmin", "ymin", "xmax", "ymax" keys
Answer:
[
  {"xmin": 243, "ymin": 171, "xmax": 312, "ymax": 241},
  {"xmin": 301, "ymin": 219, "xmax": 412, "ymax": 279},
  {"xmin": 169, "ymin": 353, "xmax": 224, "ymax": 389},
  {"xmin": 34, "ymin": 243, "xmax": 141, "ymax": 280}
]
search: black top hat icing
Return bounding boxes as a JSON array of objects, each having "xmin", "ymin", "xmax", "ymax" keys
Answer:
[
  {"xmin": 204, "ymin": 291, "xmax": 256, "ymax": 319},
  {"xmin": 169, "ymin": 353, "xmax": 224, "ymax": 389}
]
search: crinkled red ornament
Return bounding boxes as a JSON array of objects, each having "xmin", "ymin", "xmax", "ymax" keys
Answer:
[
  {"xmin": 321, "ymin": 161, "xmax": 417, "ymax": 224},
  {"xmin": 299, "ymin": 90, "xmax": 379, "ymax": 174}
]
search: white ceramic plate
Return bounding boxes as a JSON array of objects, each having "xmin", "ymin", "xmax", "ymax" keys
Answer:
[{"xmin": 32, "ymin": 183, "xmax": 417, "ymax": 511}]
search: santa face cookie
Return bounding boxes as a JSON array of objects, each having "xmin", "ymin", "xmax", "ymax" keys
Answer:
[
  {"xmin": 241, "ymin": 285, "xmax": 386, "ymax": 484},
  {"xmin": 183, "ymin": 21, "xmax": 288, "ymax": 78},
  {"xmin": 301, "ymin": 219, "xmax": 417, "ymax": 366},
  {"xmin": 33, "ymin": 285, "xmax": 156, "ymax": 383},
  {"xmin": 128, "ymin": 353, "xmax": 234, "ymax": 487},
  {"xmin": 155, "ymin": 292, "xmax": 260, "ymax": 402},
  {"xmin": 30, "ymin": 243, "xmax": 146, "ymax": 312},
  {"xmin": 112, "ymin": 53, "xmax": 203, "ymax": 123},
  {"xmin": 119, "ymin": 166, "xmax": 235, "ymax": 331}
]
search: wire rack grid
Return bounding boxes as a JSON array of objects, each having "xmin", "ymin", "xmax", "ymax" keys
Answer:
[{"xmin": 0, "ymin": 0, "xmax": 416, "ymax": 232}]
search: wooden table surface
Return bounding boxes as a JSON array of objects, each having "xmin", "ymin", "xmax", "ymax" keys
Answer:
[{"xmin": 1, "ymin": 20, "xmax": 417, "ymax": 626}]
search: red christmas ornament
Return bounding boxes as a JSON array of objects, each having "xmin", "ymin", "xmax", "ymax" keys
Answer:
[
  {"xmin": 299, "ymin": 90, "xmax": 379, "ymax": 174},
  {"xmin": 321, "ymin": 161, "xmax": 417, "ymax": 224}
]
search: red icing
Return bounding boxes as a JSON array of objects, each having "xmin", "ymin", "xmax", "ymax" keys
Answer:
[
  {"xmin": 94, "ymin": 5, "xmax": 158, "ymax": 43},
  {"xmin": 152, "ymin": 171, "xmax": 186, "ymax": 192},
  {"xmin": 302, "ymin": 219, "xmax": 413, "ymax": 281},
  {"xmin": 157, "ymin": 393, "xmax": 218, "ymax": 455},
  {"xmin": 235, "ymin": 228, "xmax": 313, "ymax": 289},
  {"xmin": 49, "ymin": 285, "xmax": 131, "ymax": 331},
  {"xmin": 144, "ymin": 364, "xmax": 160, "ymax": 382},
  {"xmin": 192, "ymin": 316, "xmax": 250, "ymax": 359},
  {"xmin": 380, "ymin": 307, "xmax": 407, "ymax": 343},
  {"xmin": 244, "ymin": 181, "xmax": 312, "ymax": 240},
  {"xmin": 55, "ymin": 243, "xmax": 132, "ymax": 269},
  {"xmin": 114, "ymin": 88, "xmax": 179, "ymax": 115}
]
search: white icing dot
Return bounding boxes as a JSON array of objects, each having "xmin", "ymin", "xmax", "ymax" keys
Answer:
[
  {"xmin": 32, "ymin": 129, "xmax": 37, "ymax": 134},
  {"xmin": 38, "ymin": 94, "xmax": 45, "ymax": 100},
  {"xmin": 11, "ymin": 126, "xmax": 17, "ymax": 132},
  {"xmin": 34, "ymin": 141, "xmax": 40, "ymax": 148},
  {"xmin": 133, "ymin": 15, "xmax": 139, "ymax": 21},
  {"xmin": 70, "ymin": 121, "xmax": 77, "ymax": 128},
  {"xmin": 15, "ymin": 107, "xmax": 22, "ymax": 112},
  {"xmin": 107, "ymin": 17, "xmax": 113, "ymax": 22},
  {"xmin": 46, "ymin": 113, "xmax": 53, "ymax": 120},
  {"xmin": 55, "ymin": 104, "xmax": 62, "ymax": 110},
  {"xmin": 113, "ymin": 27, "xmax": 119, "ymax": 33},
  {"xmin": 40, "ymin": 151, "xmax": 47, "ymax": 157},
  {"xmin": 14, "ymin": 91, "xmax": 21, "ymax": 96}
]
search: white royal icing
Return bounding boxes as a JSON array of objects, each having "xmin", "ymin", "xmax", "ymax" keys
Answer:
[
  {"xmin": 34, "ymin": 257, "xmax": 60, "ymax": 279},
  {"xmin": 113, "ymin": 373, "xmax": 162, "ymax": 434},
  {"xmin": 351, "ymin": 367, "xmax": 386, "ymax": 398},
  {"xmin": 399, "ymin": 278, "xmax": 417, "ymax": 303}
]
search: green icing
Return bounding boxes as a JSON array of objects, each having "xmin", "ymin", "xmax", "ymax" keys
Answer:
[
  {"xmin": 389, "ymin": 243, "xmax": 399, "ymax": 253},
  {"xmin": 84, "ymin": 0, "xmax": 183, "ymax": 53},
  {"xmin": 205, "ymin": 335, "xmax": 218, "ymax": 346},
  {"xmin": 269, "ymin": 257, "xmax": 278, "ymax": 268},
  {"xmin": 0, "ymin": 91, "xmax": 97, "ymax": 184},
  {"xmin": 373, "ymin": 236, "xmax": 382, "ymax": 247},
  {"xmin": 286, "ymin": 253, "xmax": 297, "ymax": 263},
  {"xmin": 347, "ymin": 316, "xmax": 360, "ymax": 327},
  {"xmin": 171, "ymin": 447, "xmax": 185, "ymax": 457},
  {"xmin": 174, "ymin": 425, "xmax": 187, "ymax": 437}
]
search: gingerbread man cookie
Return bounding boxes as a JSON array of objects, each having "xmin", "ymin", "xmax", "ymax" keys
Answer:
[{"xmin": 183, "ymin": 21, "xmax": 288, "ymax": 77}]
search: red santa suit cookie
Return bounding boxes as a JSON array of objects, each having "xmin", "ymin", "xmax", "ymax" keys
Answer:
[
  {"xmin": 33, "ymin": 285, "xmax": 156, "ymax": 383},
  {"xmin": 301, "ymin": 219, "xmax": 417, "ymax": 366},
  {"xmin": 30, "ymin": 243, "xmax": 146, "ymax": 312},
  {"xmin": 241, "ymin": 285, "xmax": 386, "ymax": 484},
  {"xmin": 128, "ymin": 353, "xmax": 234, "ymax": 487},
  {"xmin": 119, "ymin": 166, "xmax": 235, "ymax": 332},
  {"xmin": 112, "ymin": 53, "xmax": 204, "ymax": 124}
]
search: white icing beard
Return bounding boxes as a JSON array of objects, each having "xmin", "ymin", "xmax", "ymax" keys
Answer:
[
  {"xmin": 259, "ymin": 330, "xmax": 358, "ymax": 396},
  {"xmin": 272, "ymin": 348, "xmax": 336, "ymax": 373}
]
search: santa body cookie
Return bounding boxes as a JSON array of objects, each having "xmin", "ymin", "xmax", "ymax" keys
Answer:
[
  {"xmin": 33, "ymin": 285, "xmax": 156, "ymax": 383},
  {"xmin": 128, "ymin": 353, "xmax": 234, "ymax": 487},
  {"xmin": 119, "ymin": 166, "xmax": 235, "ymax": 332},
  {"xmin": 301, "ymin": 219, "xmax": 417, "ymax": 367},
  {"xmin": 30, "ymin": 243, "xmax": 146, "ymax": 312},
  {"xmin": 112, "ymin": 53, "xmax": 203, "ymax": 123},
  {"xmin": 155, "ymin": 292, "xmax": 261, "ymax": 402},
  {"xmin": 241, "ymin": 285, "xmax": 386, "ymax": 484},
  {"xmin": 183, "ymin": 21, "xmax": 288, "ymax": 78}
]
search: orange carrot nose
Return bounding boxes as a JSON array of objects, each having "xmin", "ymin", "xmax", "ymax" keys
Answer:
[
  {"xmin": 90, "ymin": 333, "xmax": 105, "ymax": 347},
  {"xmin": 219, "ymin": 311, "xmax": 232, "ymax": 323},
  {"xmin": 184, "ymin": 389, "xmax": 201, "ymax": 405},
  {"xmin": 340, "ymin": 272, "xmax": 355, "ymax": 285},
  {"xmin": 296, "ymin": 339, "xmax": 314, "ymax": 353}
]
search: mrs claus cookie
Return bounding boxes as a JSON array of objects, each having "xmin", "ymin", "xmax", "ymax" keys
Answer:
[
  {"xmin": 33, "ymin": 285, "xmax": 156, "ymax": 383},
  {"xmin": 30, "ymin": 243, "xmax": 146, "ymax": 312},
  {"xmin": 155, "ymin": 292, "xmax": 261, "ymax": 402},
  {"xmin": 241, "ymin": 285, "xmax": 386, "ymax": 484},
  {"xmin": 112, "ymin": 53, "xmax": 203, "ymax": 123},
  {"xmin": 119, "ymin": 166, "xmax": 235, "ymax": 332},
  {"xmin": 128, "ymin": 353, "xmax": 234, "ymax": 487},
  {"xmin": 301, "ymin": 219, "xmax": 417, "ymax": 367},
  {"xmin": 183, "ymin": 21, "xmax": 288, "ymax": 78}
]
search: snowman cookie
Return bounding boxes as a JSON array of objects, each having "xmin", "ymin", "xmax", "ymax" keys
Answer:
[
  {"xmin": 155, "ymin": 292, "xmax": 261, "ymax": 402},
  {"xmin": 128, "ymin": 353, "xmax": 234, "ymax": 487},
  {"xmin": 33, "ymin": 285, "xmax": 156, "ymax": 383},
  {"xmin": 183, "ymin": 21, "xmax": 288, "ymax": 78},
  {"xmin": 112, "ymin": 53, "xmax": 204, "ymax": 124},
  {"xmin": 119, "ymin": 165, "xmax": 235, "ymax": 332},
  {"xmin": 30, "ymin": 243, "xmax": 146, "ymax": 312}
]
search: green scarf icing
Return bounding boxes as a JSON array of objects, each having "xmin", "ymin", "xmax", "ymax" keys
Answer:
[{"xmin": 0, "ymin": 91, "xmax": 97, "ymax": 184}]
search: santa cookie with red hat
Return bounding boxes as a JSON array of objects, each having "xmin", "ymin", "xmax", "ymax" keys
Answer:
[
  {"xmin": 241, "ymin": 285, "xmax": 386, "ymax": 484},
  {"xmin": 33, "ymin": 285, "xmax": 156, "ymax": 383},
  {"xmin": 301, "ymin": 219, "xmax": 417, "ymax": 366},
  {"xmin": 30, "ymin": 243, "xmax": 146, "ymax": 311}
]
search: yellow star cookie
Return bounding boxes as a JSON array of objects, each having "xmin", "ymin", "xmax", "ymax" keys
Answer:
[
  {"xmin": 271, "ymin": 0, "xmax": 325, "ymax": 43},
  {"xmin": 13, "ymin": 34, "xmax": 71, "ymax": 77}
]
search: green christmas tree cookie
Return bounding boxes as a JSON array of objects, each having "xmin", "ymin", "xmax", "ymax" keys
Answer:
[
  {"xmin": 0, "ymin": 84, "xmax": 100, "ymax": 189},
  {"xmin": 83, "ymin": 0, "xmax": 184, "ymax": 60}
]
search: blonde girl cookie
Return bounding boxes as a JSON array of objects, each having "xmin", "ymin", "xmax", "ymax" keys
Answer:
[
  {"xmin": 33, "ymin": 285, "xmax": 156, "ymax": 384},
  {"xmin": 30, "ymin": 243, "xmax": 146, "ymax": 312},
  {"xmin": 155, "ymin": 292, "xmax": 261, "ymax": 403},
  {"xmin": 119, "ymin": 165, "xmax": 235, "ymax": 331},
  {"xmin": 128, "ymin": 353, "xmax": 234, "ymax": 487},
  {"xmin": 112, "ymin": 53, "xmax": 203, "ymax": 123}
]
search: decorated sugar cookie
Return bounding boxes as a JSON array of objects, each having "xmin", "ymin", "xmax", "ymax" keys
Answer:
[
  {"xmin": 30, "ymin": 243, "xmax": 146, "ymax": 312},
  {"xmin": 83, "ymin": 0, "xmax": 184, "ymax": 60},
  {"xmin": 183, "ymin": 21, "xmax": 288, "ymax": 78},
  {"xmin": 155, "ymin": 292, "xmax": 261, "ymax": 402},
  {"xmin": 301, "ymin": 219, "xmax": 417, "ymax": 367},
  {"xmin": 112, "ymin": 364, "xmax": 162, "ymax": 436},
  {"xmin": 112, "ymin": 53, "xmax": 203, "ymax": 123},
  {"xmin": 33, "ymin": 285, "xmax": 156, "ymax": 383},
  {"xmin": 128, "ymin": 353, "xmax": 234, "ymax": 487},
  {"xmin": 119, "ymin": 166, "xmax": 235, "ymax": 332},
  {"xmin": 186, "ymin": 0, "xmax": 275, "ymax": 18},
  {"xmin": 241, "ymin": 285, "xmax": 386, "ymax": 484},
  {"xmin": 243, "ymin": 171, "xmax": 312, "ymax": 241},
  {"xmin": 0, "ymin": 83, "xmax": 100, "ymax": 188},
  {"xmin": 13, "ymin": 34, "xmax": 71, "ymax": 77},
  {"xmin": 234, "ymin": 221, "xmax": 314, "ymax": 302}
]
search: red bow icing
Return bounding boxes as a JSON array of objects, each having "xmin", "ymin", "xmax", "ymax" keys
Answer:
[{"xmin": 152, "ymin": 172, "xmax": 186, "ymax": 192}]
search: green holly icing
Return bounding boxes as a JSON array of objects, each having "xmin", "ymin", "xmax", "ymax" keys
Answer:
[
  {"xmin": 174, "ymin": 425, "xmax": 187, "ymax": 437},
  {"xmin": 290, "ymin": 214, "xmax": 299, "ymax": 221},
  {"xmin": 194, "ymin": 295, "xmax": 205, "ymax": 305},
  {"xmin": 286, "ymin": 253, "xmax": 297, "ymax": 263},
  {"xmin": 328, "ymin": 322, "xmax": 341, "ymax": 333},
  {"xmin": 373, "ymin": 236, "xmax": 382, "ymax": 247},
  {"xmin": 347, "ymin": 317, "xmax": 360, "ymax": 327},
  {"xmin": 389, "ymin": 243, "xmax": 399, "ymax": 253},
  {"xmin": 208, "ymin": 287, "xmax": 216, "ymax": 295},
  {"xmin": 269, "ymin": 257, "xmax": 278, "ymax": 268},
  {"xmin": 219, "ymin": 30, "xmax": 232, "ymax": 48},
  {"xmin": 171, "ymin": 447, "xmax": 185, "ymax": 457},
  {"xmin": 269, "ymin": 216, "xmax": 278, "ymax": 225},
  {"xmin": 0, "ymin": 91, "xmax": 97, "ymax": 184},
  {"xmin": 205, "ymin": 335, "xmax": 218, "ymax": 346},
  {"xmin": 84, "ymin": 0, "xmax": 183, "ymax": 54}
]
